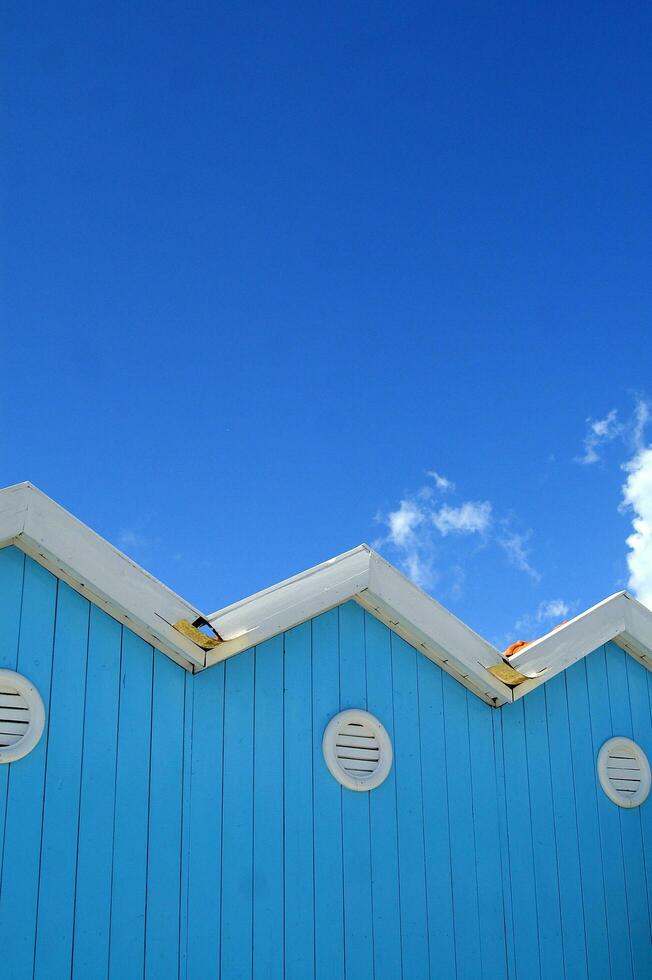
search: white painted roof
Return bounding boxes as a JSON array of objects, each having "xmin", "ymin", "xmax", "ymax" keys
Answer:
[{"xmin": 1, "ymin": 483, "xmax": 651, "ymax": 706}]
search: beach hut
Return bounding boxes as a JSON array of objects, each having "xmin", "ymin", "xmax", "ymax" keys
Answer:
[{"xmin": 1, "ymin": 482, "xmax": 651, "ymax": 979}]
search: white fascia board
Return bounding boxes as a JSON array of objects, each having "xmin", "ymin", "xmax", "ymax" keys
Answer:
[
  {"xmin": 204, "ymin": 545, "xmax": 372, "ymax": 659},
  {"xmin": 363, "ymin": 551, "xmax": 512, "ymax": 705},
  {"xmin": 8, "ymin": 483, "xmax": 652, "ymax": 706},
  {"xmin": 205, "ymin": 545, "xmax": 512, "ymax": 706},
  {"xmin": 619, "ymin": 593, "xmax": 652, "ymax": 666},
  {"xmin": 506, "ymin": 591, "xmax": 650, "ymax": 700},
  {"xmin": 0, "ymin": 483, "xmax": 205, "ymax": 670}
]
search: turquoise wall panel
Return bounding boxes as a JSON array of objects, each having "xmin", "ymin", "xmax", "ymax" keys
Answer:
[
  {"xmin": 33, "ymin": 583, "xmax": 89, "ymax": 980},
  {"xmin": 0, "ymin": 549, "xmax": 172, "ymax": 980},
  {"xmin": 109, "ymin": 631, "xmax": 155, "ymax": 979},
  {"xmin": 0, "ymin": 555, "xmax": 57, "ymax": 980},
  {"xmin": 1, "ymin": 546, "xmax": 652, "ymax": 980},
  {"xmin": 181, "ymin": 621, "xmax": 652, "ymax": 980}
]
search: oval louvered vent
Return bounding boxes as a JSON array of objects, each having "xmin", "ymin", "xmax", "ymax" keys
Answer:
[
  {"xmin": 598, "ymin": 737, "xmax": 651, "ymax": 808},
  {"xmin": 0, "ymin": 670, "xmax": 45, "ymax": 764},
  {"xmin": 323, "ymin": 709, "xmax": 392, "ymax": 791}
]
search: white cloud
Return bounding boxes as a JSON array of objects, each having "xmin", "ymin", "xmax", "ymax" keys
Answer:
[
  {"xmin": 576, "ymin": 409, "xmax": 623, "ymax": 464},
  {"xmin": 498, "ymin": 530, "xmax": 540, "ymax": 582},
  {"xmin": 382, "ymin": 498, "xmax": 433, "ymax": 586},
  {"xmin": 536, "ymin": 598, "xmax": 573, "ymax": 621},
  {"xmin": 428, "ymin": 470, "xmax": 455, "ymax": 492},
  {"xmin": 432, "ymin": 501, "xmax": 492, "ymax": 536},
  {"xmin": 386, "ymin": 499, "xmax": 424, "ymax": 547},
  {"xmin": 512, "ymin": 597, "xmax": 576, "ymax": 638},
  {"xmin": 402, "ymin": 551, "xmax": 433, "ymax": 589},
  {"xmin": 632, "ymin": 399, "xmax": 650, "ymax": 450},
  {"xmin": 378, "ymin": 485, "xmax": 490, "ymax": 590},
  {"xmin": 376, "ymin": 472, "xmax": 536, "ymax": 594},
  {"xmin": 622, "ymin": 444, "xmax": 652, "ymax": 609}
]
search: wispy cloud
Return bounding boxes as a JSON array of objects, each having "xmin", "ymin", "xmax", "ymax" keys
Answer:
[
  {"xmin": 632, "ymin": 399, "xmax": 650, "ymax": 449},
  {"xmin": 536, "ymin": 598, "xmax": 573, "ymax": 621},
  {"xmin": 427, "ymin": 470, "xmax": 455, "ymax": 492},
  {"xmin": 376, "ymin": 470, "xmax": 535, "ymax": 593},
  {"xmin": 576, "ymin": 409, "xmax": 623, "ymax": 464},
  {"xmin": 432, "ymin": 501, "xmax": 492, "ymax": 536},
  {"xmin": 512, "ymin": 597, "xmax": 577, "ymax": 639},
  {"xmin": 386, "ymin": 499, "xmax": 424, "ymax": 548},
  {"xmin": 498, "ymin": 529, "xmax": 540, "ymax": 582}
]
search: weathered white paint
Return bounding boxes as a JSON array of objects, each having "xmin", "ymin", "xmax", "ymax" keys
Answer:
[
  {"xmin": 3, "ymin": 482, "xmax": 652, "ymax": 707},
  {"xmin": 205, "ymin": 545, "xmax": 513, "ymax": 705},
  {"xmin": 0, "ymin": 483, "xmax": 204, "ymax": 670},
  {"xmin": 508, "ymin": 591, "xmax": 652, "ymax": 699}
]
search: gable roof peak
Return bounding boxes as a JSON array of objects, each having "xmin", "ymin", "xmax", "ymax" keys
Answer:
[{"xmin": 1, "ymin": 483, "xmax": 651, "ymax": 706}]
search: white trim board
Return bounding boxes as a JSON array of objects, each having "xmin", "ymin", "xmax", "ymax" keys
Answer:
[
  {"xmin": 2, "ymin": 483, "xmax": 652, "ymax": 706},
  {"xmin": 203, "ymin": 546, "xmax": 513, "ymax": 706},
  {"xmin": 506, "ymin": 591, "xmax": 652, "ymax": 700},
  {"xmin": 0, "ymin": 483, "xmax": 205, "ymax": 671},
  {"xmin": 203, "ymin": 549, "xmax": 652, "ymax": 705}
]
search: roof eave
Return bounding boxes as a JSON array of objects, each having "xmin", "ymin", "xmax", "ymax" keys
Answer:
[
  {"xmin": 506, "ymin": 591, "xmax": 652, "ymax": 699},
  {"xmin": 205, "ymin": 545, "xmax": 513, "ymax": 706},
  {"xmin": 0, "ymin": 483, "xmax": 205, "ymax": 671}
]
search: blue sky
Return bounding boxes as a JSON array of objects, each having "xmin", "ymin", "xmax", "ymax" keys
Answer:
[{"xmin": 3, "ymin": 3, "xmax": 652, "ymax": 647}]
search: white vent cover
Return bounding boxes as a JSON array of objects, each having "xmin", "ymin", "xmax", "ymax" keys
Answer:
[
  {"xmin": 0, "ymin": 669, "xmax": 45, "ymax": 764},
  {"xmin": 322, "ymin": 709, "xmax": 392, "ymax": 791},
  {"xmin": 598, "ymin": 736, "xmax": 651, "ymax": 808}
]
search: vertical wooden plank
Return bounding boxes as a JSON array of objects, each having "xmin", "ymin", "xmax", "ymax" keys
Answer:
[
  {"xmin": 544, "ymin": 672, "xmax": 589, "ymax": 980},
  {"xmin": 419, "ymin": 657, "xmax": 456, "ymax": 979},
  {"xmin": 586, "ymin": 647, "xmax": 634, "ymax": 980},
  {"xmin": 0, "ymin": 557, "xmax": 56, "ymax": 980},
  {"xmin": 628, "ymin": 657, "xmax": 652, "ymax": 940},
  {"xmin": 71, "ymin": 605, "xmax": 122, "ymax": 980},
  {"xmin": 179, "ymin": 670, "xmax": 194, "ymax": 980},
  {"xmin": 339, "ymin": 601, "xmax": 374, "ymax": 980},
  {"xmin": 605, "ymin": 644, "xmax": 652, "ymax": 979},
  {"xmin": 565, "ymin": 660, "xmax": 611, "ymax": 980},
  {"xmin": 220, "ymin": 648, "xmax": 255, "ymax": 980},
  {"xmin": 284, "ymin": 622, "xmax": 315, "ymax": 980},
  {"xmin": 0, "ymin": 546, "xmax": 25, "ymax": 905},
  {"xmin": 108, "ymin": 630, "xmax": 155, "ymax": 980},
  {"xmin": 492, "ymin": 709, "xmax": 517, "ymax": 980},
  {"xmin": 467, "ymin": 694, "xmax": 508, "ymax": 980},
  {"xmin": 391, "ymin": 634, "xmax": 429, "ymax": 980},
  {"xmin": 523, "ymin": 686, "xmax": 565, "ymax": 979},
  {"xmin": 0, "ymin": 547, "xmax": 25, "ymax": 669},
  {"xmin": 144, "ymin": 651, "xmax": 186, "ymax": 980},
  {"xmin": 312, "ymin": 610, "xmax": 345, "ymax": 980},
  {"xmin": 501, "ymin": 697, "xmax": 541, "ymax": 980},
  {"xmin": 185, "ymin": 663, "xmax": 225, "ymax": 980},
  {"xmin": 253, "ymin": 636, "xmax": 284, "ymax": 980},
  {"xmin": 443, "ymin": 672, "xmax": 483, "ymax": 980},
  {"xmin": 365, "ymin": 613, "xmax": 401, "ymax": 980},
  {"xmin": 34, "ymin": 583, "xmax": 90, "ymax": 979}
]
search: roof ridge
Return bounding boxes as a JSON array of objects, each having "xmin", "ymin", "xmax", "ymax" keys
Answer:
[{"xmin": 0, "ymin": 483, "xmax": 650, "ymax": 707}]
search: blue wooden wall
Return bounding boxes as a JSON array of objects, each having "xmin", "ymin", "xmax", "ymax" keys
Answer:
[
  {"xmin": 1, "ymin": 545, "xmax": 652, "ymax": 979},
  {"xmin": 0, "ymin": 547, "xmax": 189, "ymax": 980}
]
